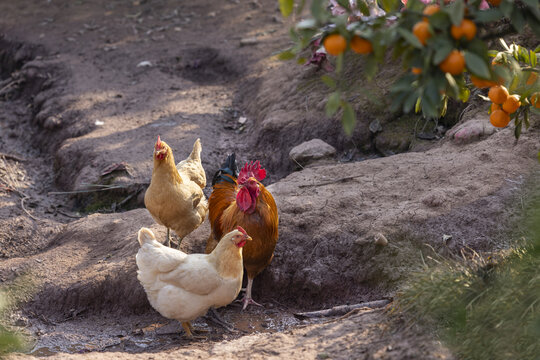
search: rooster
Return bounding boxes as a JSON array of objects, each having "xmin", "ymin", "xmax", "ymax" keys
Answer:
[
  {"xmin": 144, "ymin": 136, "xmax": 207, "ymax": 247},
  {"xmin": 206, "ymin": 154, "xmax": 278, "ymax": 309},
  {"xmin": 136, "ymin": 226, "xmax": 251, "ymax": 337}
]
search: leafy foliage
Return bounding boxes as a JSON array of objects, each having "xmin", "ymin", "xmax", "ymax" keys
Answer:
[
  {"xmin": 396, "ymin": 190, "xmax": 540, "ymax": 360},
  {"xmin": 279, "ymin": 0, "xmax": 540, "ymax": 136}
]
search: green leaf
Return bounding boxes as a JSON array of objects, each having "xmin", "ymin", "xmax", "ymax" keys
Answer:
[
  {"xmin": 425, "ymin": 79, "xmax": 442, "ymax": 107},
  {"xmin": 310, "ymin": 0, "xmax": 326, "ymax": 22},
  {"xmin": 510, "ymin": 8, "xmax": 526, "ymax": 33},
  {"xmin": 527, "ymin": 14, "xmax": 540, "ymax": 38},
  {"xmin": 379, "ymin": 0, "xmax": 399, "ymax": 13},
  {"xmin": 341, "ymin": 102, "xmax": 356, "ymax": 136},
  {"xmin": 465, "ymin": 38, "xmax": 488, "ymax": 57},
  {"xmin": 279, "ymin": 0, "xmax": 294, "ymax": 17},
  {"xmin": 531, "ymin": 51, "xmax": 538, "ymax": 67},
  {"xmin": 499, "ymin": 0, "xmax": 514, "ymax": 18},
  {"xmin": 475, "ymin": 8, "xmax": 503, "ymax": 23},
  {"xmin": 429, "ymin": 12, "xmax": 451, "ymax": 30},
  {"xmin": 524, "ymin": 108, "xmax": 530, "ymax": 129},
  {"xmin": 445, "ymin": 72, "xmax": 459, "ymax": 98},
  {"xmin": 326, "ymin": 92, "xmax": 341, "ymax": 117},
  {"xmin": 336, "ymin": 0, "xmax": 351, "ymax": 10},
  {"xmin": 320, "ymin": 75, "xmax": 337, "ymax": 89},
  {"xmin": 415, "ymin": 97, "xmax": 422, "ymax": 113},
  {"xmin": 364, "ymin": 55, "xmax": 379, "ymax": 80},
  {"xmin": 357, "ymin": 0, "xmax": 371, "ymax": 17},
  {"xmin": 434, "ymin": 45, "xmax": 453, "ymax": 65},
  {"xmin": 445, "ymin": 0, "xmax": 465, "ymax": 26},
  {"xmin": 465, "ymin": 51, "xmax": 491, "ymax": 79},
  {"xmin": 397, "ymin": 28, "xmax": 424, "ymax": 49},
  {"xmin": 458, "ymin": 85, "xmax": 470, "ymax": 102},
  {"xmin": 514, "ymin": 118, "xmax": 523, "ymax": 139},
  {"xmin": 404, "ymin": 89, "xmax": 420, "ymax": 113},
  {"xmin": 277, "ymin": 49, "xmax": 296, "ymax": 60}
]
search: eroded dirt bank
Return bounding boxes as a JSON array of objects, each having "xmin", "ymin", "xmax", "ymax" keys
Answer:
[{"xmin": 1, "ymin": 0, "xmax": 539, "ymax": 358}]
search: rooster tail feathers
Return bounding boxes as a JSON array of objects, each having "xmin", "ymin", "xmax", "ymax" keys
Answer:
[
  {"xmin": 212, "ymin": 153, "xmax": 238, "ymax": 186},
  {"xmin": 138, "ymin": 227, "xmax": 156, "ymax": 246},
  {"xmin": 189, "ymin": 138, "xmax": 202, "ymax": 161}
]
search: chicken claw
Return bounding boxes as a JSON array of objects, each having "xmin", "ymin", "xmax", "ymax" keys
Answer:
[{"xmin": 240, "ymin": 278, "xmax": 263, "ymax": 310}]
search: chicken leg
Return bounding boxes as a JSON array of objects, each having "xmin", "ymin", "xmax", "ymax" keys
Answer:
[
  {"xmin": 181, "ymin": 322, "xmax": 193, "ymax": 337},
  {"xmin": 166, "ymin": 228, "xmax": 171, "ymax": 247},
  {"xmin": 241, "ymin": 277, "xmax": 263, "ymax": 310}
]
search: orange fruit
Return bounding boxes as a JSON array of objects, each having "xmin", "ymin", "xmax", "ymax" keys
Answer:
[
  {"xmin": 490, "ymin": 109, "xmax": 510, "ymax": 128},
  {"xmin": 412, "ymin": 67, "xmax": 422, "ymax": 75},
  {"xmin": 450, "ymin": 24, "xmax": 463, "ymax": 40},
  {"xmin": 530, "ymin": 92, "xmax": 540, "ymax": 109},
  {"xmin": 422, "ymin": 4, "xmax": 440, "ymax": 21},
  {"xmin": 490, "ymin": 103, "xmax": 501, "ymax": 113},
  {"xmin": 488, "ymin": 85, "xmax": 509, "ymax": 105},
  {"xmin": 439, "ymin": 50, "xmax": 465, "ymax": 75},
  {"xmin": 413, "ymin": 21, "xmax": 431, "ymax": 46},
  {"xmin": 451, "ymin": 19, "xmax": 476, "ymax": 41},
  {"xmin": 460, "ymin": 19, "xmax": 477, "ymax": 41},
  {"xmin": 502, "ymin": 94, "xmax": 520, "ymax": 114},
  {"xmin": 471, "ymin": 75, "xmax": 497, "ymax": 89},
  {"xmin": 350, "ymin": 36, "xmax": 373, "ymax": 54},
  {"xmin": 526, "ymin": 72, "xmax": 538, "ymax": 85},
  {"xmin": 488, "ymin": 0, "xmax": 501, "ymax": 6},
  {"xmin": 323, "ymin": 34, "xmax": 347, "ymax": 56}
]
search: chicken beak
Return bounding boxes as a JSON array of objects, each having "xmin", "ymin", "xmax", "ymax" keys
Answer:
[{"xmin": 245, "ymin": 235, "xmax": 252, "ymax": 242}]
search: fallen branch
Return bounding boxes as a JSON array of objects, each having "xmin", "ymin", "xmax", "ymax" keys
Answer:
[
  {"xmin": 0, "ymin": 80, "xmax": 16, "ymax": 96},
  {"xmin": 48, "ymin": 185, "xmax": 126, "ymax": 195},
  {"xmin": 0, "ymin": 153, "xmax": 26, "ymax": 162},
  {"xmin": 298, "ymin": 175, "xmax": 363, "ymax": 188},
  {"xmin": 293, "ymin": 299, "xmax": 391, "ymax": 319}
]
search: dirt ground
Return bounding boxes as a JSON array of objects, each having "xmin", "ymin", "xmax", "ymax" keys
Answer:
[{"xmin": 0, "ymin": 0, "xmax": 539, "ymax": 359}]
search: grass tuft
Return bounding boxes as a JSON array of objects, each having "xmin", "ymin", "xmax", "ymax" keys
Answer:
[{"xmin": 397, "ymin": 190, "xmax": 540, "ymax": 360}]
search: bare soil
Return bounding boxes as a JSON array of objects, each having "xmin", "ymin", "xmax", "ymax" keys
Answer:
[{"xmin": 0, "ymin": 0, "xmax": 538, "ymax": 359}]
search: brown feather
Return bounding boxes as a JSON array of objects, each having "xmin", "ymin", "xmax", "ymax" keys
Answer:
[{"xmin": 206, "ymin": 176, "xmax": 278, "ymax": 280}]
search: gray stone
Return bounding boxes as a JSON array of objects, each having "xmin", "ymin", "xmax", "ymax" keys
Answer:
[{"xmin": 289, "ymin": 139, "xmax": 336, "ymax": 165}]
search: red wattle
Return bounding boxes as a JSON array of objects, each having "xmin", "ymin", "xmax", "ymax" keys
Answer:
[{"xmin": 236, "ymin": 187, "xmax": 252, "ymax": 212}]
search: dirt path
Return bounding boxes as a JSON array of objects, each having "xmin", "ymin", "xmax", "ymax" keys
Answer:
[{"xmin": 0, "ymin": 0, "xmax": 539, "ymax": 359}]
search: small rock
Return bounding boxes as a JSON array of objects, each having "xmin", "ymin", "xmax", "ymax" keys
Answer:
[
  {"xmin": 442, "ymin": 234, "xmax": 452, "ymax": 244},
  {"xmin": 289, "ymin": 139, "xmax": 336, "ymax": 166},
  {"xmin": 207, "ymin": 11, "xmax": 216, "ymax": 17},
  {"xmin": 240, "ymin": 37, "xmax": 258, "ymax": 46},
  {"xmin": 238, "ymin": 116, "xmax": 247, "ymax": 124},
  {"xmin": 43, "ymin": 116, "xmax": 62, "ymax": 130},
  {"xmin": 374, "ymin": 233, "xmax": 388, "ymax": 246},
  {"xmin": 95, "ymin": 120, "xmax": 105, "ymax": 126},
  {"xmin": 369, "ymin": 119, "xmax": 382, "ymax": 133},
  {"xmin": 136, "ymin": 60, "xmax": 152, "ymax": 67}
]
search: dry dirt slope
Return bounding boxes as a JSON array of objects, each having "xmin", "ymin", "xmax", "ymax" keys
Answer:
[{"xmin": 1, "ymin": 0, "xmax": 540, "ymax": 358}]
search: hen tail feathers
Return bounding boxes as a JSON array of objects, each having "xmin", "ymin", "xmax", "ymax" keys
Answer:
[
  {"xmin": 189, "ymin": 138, "xmax": 202, "ymax": 161},
  {"xmin": 138, "ymin": 227, "xmax": 156, "ymax": 246},
  {"xmin": 211, "ymin": 153, "xmax": 238, "ymax": 186}
]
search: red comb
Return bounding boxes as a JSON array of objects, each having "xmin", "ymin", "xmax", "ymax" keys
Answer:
[
  {"xmin": 236, "ymin": 226, "xmax": 247, "ymax": 235},
  {"xmin": 237, "ymin": 160, "xmax": 266, "ymax": 185},
  {"xmin": 156, "ymin": 135, "xmax": 162, "ymax": 147}
]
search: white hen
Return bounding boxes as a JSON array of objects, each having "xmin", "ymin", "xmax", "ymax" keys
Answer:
[{"xmin": 136, "ymin": 226, "xmax": 251, "ymax": 337}]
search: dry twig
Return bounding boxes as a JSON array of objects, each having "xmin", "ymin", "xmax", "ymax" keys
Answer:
[{"xmin": 293, "ymin": 299, "xmax": 391, "ymax": 319}]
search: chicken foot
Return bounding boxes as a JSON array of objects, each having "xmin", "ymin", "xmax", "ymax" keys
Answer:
[
  {"xmin": 204, "ymin": 308, "xmax": 237, "ymax": 333},
  {"xmin": 181, "ymin": 322, "xmax": 207, "ymax": 339},
  {"xmin": 181, "ymin": 322, "xmax": 193, "ymax": 337},
  {"xmin": 240, "ymin": 277, "xmax": 263, "ymax": 310}
]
